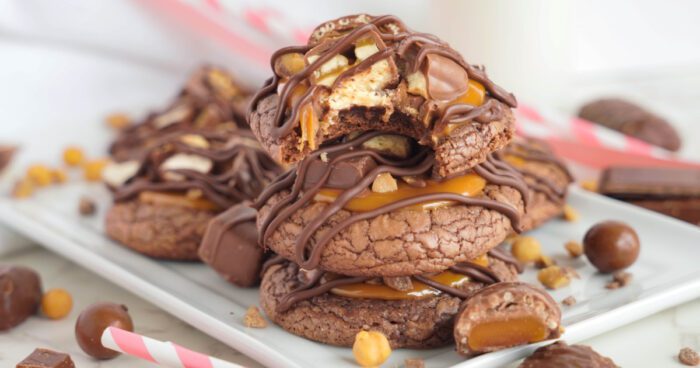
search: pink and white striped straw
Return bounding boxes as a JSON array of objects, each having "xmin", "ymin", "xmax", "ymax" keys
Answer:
[{"xmin": 101, "ymin": 326, "xmax": 245, "ymax": 368}]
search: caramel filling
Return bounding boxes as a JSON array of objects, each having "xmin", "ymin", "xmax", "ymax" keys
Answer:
[
  {"xmin": 503, "ymin": 155, "xmax": 525, "ymax": 168},
  {"xmin": 138, "ymin": 191, "xmax": 219, "ymax": 211},
  {"xmin": 330, "ymin": 271, "xmax": 470, "ymax": 300},
  {"xmin": 450, "ymin": 80, "xmax": 486, "ymax": 107},
  {"xmin": 471, "ymin": 254, "xmax": 490, "ymax": 268},
  {"xmin": 299, "ymin": 103, "xmax": 319, "ymax": 150},
  {"xmin": 315, "ymin": 173, "xmax": 486, "ymax": 212},
  {"xmin": 467, "ymin": 316, "xmax": 549, "ymax": 350}
]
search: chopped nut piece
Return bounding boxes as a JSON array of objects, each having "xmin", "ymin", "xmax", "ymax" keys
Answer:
[
  {"xmin": 562, "ymin": 296, "xmax": 577, "ymax": 306},
  {"xmin": 353, "ymin": 331, "xmax": 392, "ymax": 367},
  {"xmin": 361, "ymin": 134, "xmax": 412, "ymax": 158},
  {"xmin": 12, "ymin": 179, "xmax": 34, "ymax": 198},
  {"xmin": 382, "ymin": 276, "xmax": 413, "ymax": 291},
  {"xmin": 405, "ymin": 358, "xmax": 425, "ymax": 368},
  {"xmin": 606, "ymin": 271, "xmax": 632, "ymax": 289},
  {"xmin": 106, "ymin": 113, "xmax": 131, "ymax": 130},
  {"xmin": 580, "ymin": 179, "xmax": 598, "ymax": 192},
  {"xmin": 82, "ymin": 160, "xmax": 109, "ymax": 182},
  {"xmin": 562, "ymin": 204, "xmax": 579, "ymax": 222},
  {"xmin": 27, "ymin": 164, "xmax": 53, "ymax": 186},
  {"xmin": 679, "ymin": 347, "xmax": 700, "ymax": 366},
  {"xmin": 79, "ymin": 197, "xmax": 96, "ymax": 216},
  {"xmin": 207, "ymin": 69, "xmax": 240, "ymax": 99},
  {"xmin": 243, "ymin": 306, "xmax": 267, "ymax": 328},
  {"xmin": 52, "ymin": 169, "xmax": 68, "ymax": 184},
  {"xmin": 102, "ymin": 160, "xmax": 139, "ymax": 187},
  {"xmin": 565, "ymin": 240, "xmax": 584, "ymax": 258},
  {"xmin": 154, "ymin": 104, "xmax": 191, "ymax": 129},
  {"xmin": 400, "ymin": 175, "xmax": 427, "ymax": 188},
  {"xmin": 160, "ymin": 153, "xmax": 213, "ymax": 181},
  {"xmin": 320, "ymin": 152, "xmax": 329, "ymax": 163},
  {"xmin": 538, "ymin": 266, "xmax": 571, "ymax": 289},
  {"xmin": 511, "ymin": 236, "xmax": 542, "ymax": 263},
  {"xmin": 355, "ymin": 40, "xmax": 379, "ymax": 61},
  {"xmin": 535, "ymin": 255, "xmax": 556, "ymax": 269},
  {"xmin": 179, "ymin": 134, "xmax": 210, "ymax": 149},
  {"xmin": 371, "ymin": 172, "xmax": 398, "ymax": 193},
  {"xmin": 63, "ymin": 146, "xmax": 84, "ymax": 166}
]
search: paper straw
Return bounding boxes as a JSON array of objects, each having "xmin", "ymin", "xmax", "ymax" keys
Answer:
[{"xmin": 101, "ymin": 326, "xmax": 245, "ymax": 368}]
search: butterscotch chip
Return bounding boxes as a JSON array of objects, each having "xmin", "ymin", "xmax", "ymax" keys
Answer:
[
  {"xmin": 562, "ymin": 204, "xmax": 579, "ymax": 222},
  {"xmin": 106, "ymin": 113, "xmax": 132, "ymax": 130},
  {"xmin": 562, "ymin": 296, "xmax": 577, "ymax": 306},
  {"xmin": 12, "ymin": 179, "xmax": 34, "ymax": 198},
  {"xmin": 243, "ymin": 306, "xmax": 267, "ymax": 328},
  {"xmin": 535, "ymin": 255, "xmax": 556, "ymax": 269},
  {"xmin": 511, "ymin": 236, "xmax": 542, "ymax": 263},
  {"xmin": 79, "ymin": 197, "xmax": 96, "ymax": 216},
  {"xmin": 538, "ymin": 266, "xmax": 571, "ymax": 289},
  {"xmin": 679, "ymin": 347, "xmax": 700, "ymax": 366},
  {"xmin": 565, "ymin": 240, "xmax": 583, "ymax": 258},
  {"xmin": 405, "ymin": 358, "xmax": 425, "ymax": 368},
  {"xmin": 581, "ymin": 179, "xmax": 599, "ymax": 192}
]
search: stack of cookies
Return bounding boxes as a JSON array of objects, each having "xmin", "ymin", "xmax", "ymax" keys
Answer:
[
  {"xmin": 104, "ymin": 67, "xmax": 283, "ymax": 264},
  {"xmin": 247, "ymin": 14, "xmax": 567, "ymax": 353}
]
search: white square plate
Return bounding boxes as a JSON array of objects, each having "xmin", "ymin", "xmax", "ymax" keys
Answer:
[{"xmin": 1, "ymin": 184, "xmax": 699, "ymax": 368}]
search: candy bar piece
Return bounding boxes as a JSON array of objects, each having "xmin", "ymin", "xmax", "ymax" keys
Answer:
[
  {"xmin": 0, "ymin": 266, "xmax": 42, "ymax": 331},
  {"xmin": 599, "ymin": 166, "xmax": 700, "ymax": 225},
  {"xmin": 199, "ymin": 204, "xmax": 264, "ymax": 287},
  {"xmin": 17, "ymin": 348, "xmax": 75, "ymax": 368},
  {"xmin": 303, "ymin": 155, "xmax": 378, "ymax": 190},
  {"xmin": 578, "ymin": 98, "xmax": 681, "ymax": 151},
  {"xmin": 454, "ymin": 282, "xmax": 561, "ymax": 356},
  {"xmin": 519, "ymin": 341, "xmax": 617, "ymax": 368}
]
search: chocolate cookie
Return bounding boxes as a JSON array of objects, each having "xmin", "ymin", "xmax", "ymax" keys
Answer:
[
  {"xmin": 105, "ymin": 130, "xmax": 282, "ymax": 260},
  {"xmin": 248, "ymin": 14, "xmax": 517, "ymax": 178},
  {"xmin": 110, "ymin": 66, "xmax": 251, "ymax": 161},
  {"xmin": 260, "ymin": 249, "xmax": 521, "ymax": 348},
  {"xmin": 254, "ymin": 133, "xmax": 528, "ymax": 277},
  {"xmin": 578, "ymin": 98, "xmax": 681, "ymax": 152},
  {"xmin": 500, "ymin": 138, "xmax": 572, "ymax": 231},
  {"xmin": 519, "ymin": 341, "xmax": 617, "ymax": 368}
]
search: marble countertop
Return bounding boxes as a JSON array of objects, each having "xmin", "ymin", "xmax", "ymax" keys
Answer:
[{"xmin": 1, "ymin": 244, "xmax": 698, "ymax": 367}]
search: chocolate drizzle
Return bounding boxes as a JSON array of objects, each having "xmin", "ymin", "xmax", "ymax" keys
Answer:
[
  {"xmin": 499, "ymin": 139, "xmax": 573, "ymax": 204},
  {"xmin": 254, "ymin": 132, "xmax": 528, "ymax": 271},
  {"xmin": 248, "ymin": 14, "xmax": 516, "ymax": 144},
  {"xmin": 272, "ymin": 249, "xmax": 521, "ymax": 312},
  {"xmin": 114, "ymin": 130, "xmax": 283, "ymax": 209}
]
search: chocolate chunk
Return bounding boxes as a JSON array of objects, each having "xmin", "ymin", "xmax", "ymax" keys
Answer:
[
  {"xmin": 578, "ymin": 98, "xmax": 681, "ymax": 151},
  {"xmin": 198, "ymin": 204, "xmax": 264, "ymax": 287},
  {"xmin": 75, "ymin": 302, "xmax": 133, "ymax": 360},
  {"xmin": 454, "ymin": 282, "xmax": 561, "ymax": 356},
  {"xmin": 78, "ymin": 197, "xmax": 96, "ymax": 216},
  {"xmin": 303, "ymin": 155, "xmax": 377, "ymax": 190},
  {"xmin": 17, "ymin": 348, "xmax": 75, "ymax": 368},
  {"xmin": 583, "ymin": 221, "xmax": 640, "ymax": 273},
  {"xmin": 0, "ymin": 265, "xmax": 42, "ymax": 331},
  {"xmin": 423, "ymin": 54, "xmax": 469, "ymax": 102},
  {"xmin": 519, "ymin": 341, "xmax": 617, "ymax": 368}
]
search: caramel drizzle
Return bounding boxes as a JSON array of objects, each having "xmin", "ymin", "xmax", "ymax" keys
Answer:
[
  {"xmin": 253, "ymin": 132, "xmax": 527, "ymax": 271},
  {"xmin": 113, "ymin": 130, "xmax": 283, "ymax": 209},
  {"xmin": 273, "ymin": 248, "xmax": 520, "ymax": 312},
  {"xmin": 499, "ymin": 139, "xmax": 573, "ymax": 204},
  {"xmin": 247, "ymin": 14, "xmax": 516, "ymax": 142}
]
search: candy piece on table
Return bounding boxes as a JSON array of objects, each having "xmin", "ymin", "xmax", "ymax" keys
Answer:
[
  {"xmin": 518, "ymin": 341, "xmax": 617, "ymax": 368},
  {"xmin": 352, "ymin": 330, "xmax": 392, "ymax": 367},
  {"xmin": 62, "ymin": 146, "xmax": 84, "ymax": 166},
  {"xmin": 510, "ymin": 236, "xmax": 542, "ymax": 263},
  {"xmin": 598, "ymin": 166, "xmax": 700, "ymax": 226},
  {"xmin": 0, "ymin": 265, "xmax": 42, "ymax": 331},
  {"xmin": 198, "ymin": 204, "xmax": 264, "ymax": 287},
  {"xmin": 41, "ymin": 288, "xmax": 73, "ymax": 320},
  {"xmin": 583, "ymin": 220, "xmax": 640, "ymax": 273},
  {"xmin": 454, "ymin": 282, "xmax": 561, "ymax": 356},
  {"xmin": 578, "ymin": 98, "xmax": 681, "ymax": 151},
  {"xmin": 16, "ymin": 348, "xmax": 75, "ymax": 368},
  {"xmin": 75, "ymin": 302, "xmax": 133, "ymax": 360},
  {"xmin": 0, "ymin": 145, "xmax": 17, "ymax": 172},
  {"xmin": 78, "ymin": 197, "xmax": 97, "ymax": 216}
]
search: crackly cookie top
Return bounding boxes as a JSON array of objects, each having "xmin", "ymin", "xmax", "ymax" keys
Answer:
[
  {"xmin": 248, "ymin": 14, "xmax": 517, "ymax": 165},
  {"xmin": 106, "ymin": 129, "xmax": 283, "ymax": 210},
  {"xmin": 110, "ymin": 66, "xmax": 251, "ymax": 161}
]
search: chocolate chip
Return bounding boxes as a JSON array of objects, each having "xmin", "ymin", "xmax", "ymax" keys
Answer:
[
  {"xmin": 78, "ymin": 197, "xmax": 96, "ymax": 216},
  {"xmin": 561, "ymin": 296, "xmax": 577, "ymax": 306}
]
